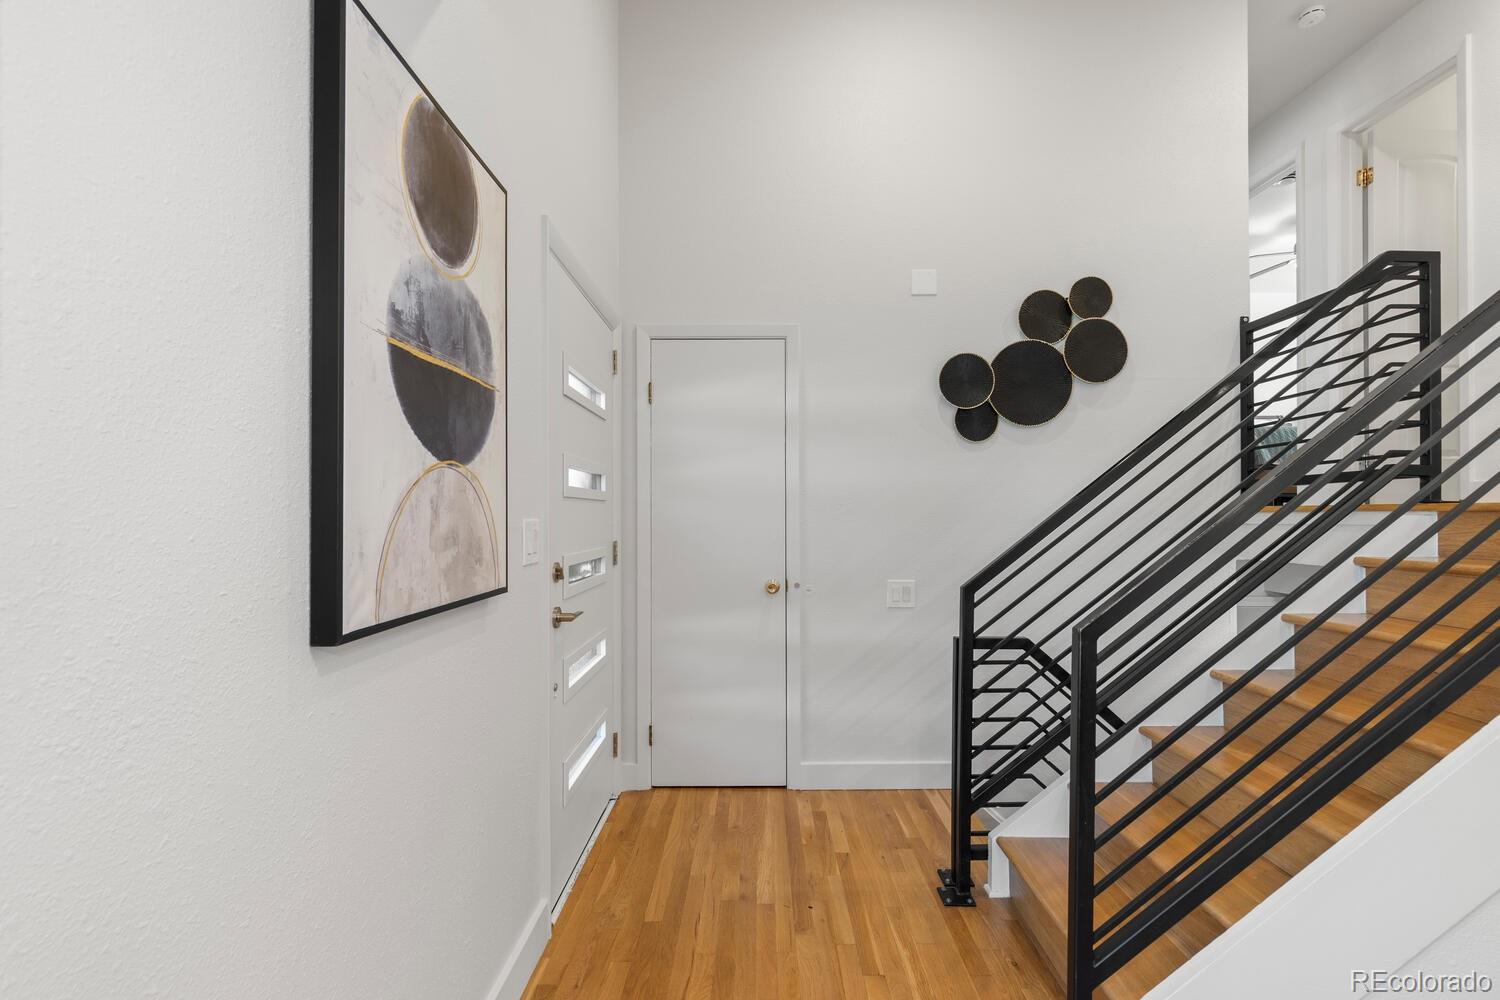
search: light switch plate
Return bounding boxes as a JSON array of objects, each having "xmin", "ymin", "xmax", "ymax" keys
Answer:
[
  {"xmin": 911, "ymin": 269, "xmax": 938, "ymax": 296},
  {"xmin": 886, "ymin": 579, "xmax": 917, "ymax": 608},
  {"xmin": 522, "ymin": 518, "xmax": 541, "ymax": 565}
]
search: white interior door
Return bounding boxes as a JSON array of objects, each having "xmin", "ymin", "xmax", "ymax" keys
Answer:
[
  {"xmin": 650, "ymin": 338, "xmax": 787, "ymax": 786},
  {"xmin": 546, "ymin": 247, "xmax": 618, "ymax": 907}
]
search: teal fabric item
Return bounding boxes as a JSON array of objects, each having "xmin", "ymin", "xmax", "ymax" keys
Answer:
[{"xmin": 1255, "ymin": 422, "xmax": 1300, "ymax": 467}]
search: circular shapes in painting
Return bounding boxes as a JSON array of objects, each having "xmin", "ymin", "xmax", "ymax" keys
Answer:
[
  {"xmin": 386, "ymin": 256, "xmax": 497, "ymax": 465},
  {"xmin": 991, "ymin": 340, "xmax": 1072, "ymax": 426},
  {"xmin": 1019, "ymin": 289, "xmax": 1073, "ymax": 344},
  {"xmin": 955, "ymin": 401, "xmax": 999, "ymax": 441},
  {"xmin": 939, "ymin": 352, "xmax": 996, "ymax": 409},
  {"xmin": 401, "ymin": 94, "xmax": 480, "ymax": 273},
  {"xmin": 1065, "ymin": 318, "xmax": 1128, "ymax": 383},
  {"xmin": 1068, "ymin": 276, "xmax": 1113, "ymax": 319},
  {"xmin": 377, "ymin": 462, "xmax": 499, "ymax": 621}
]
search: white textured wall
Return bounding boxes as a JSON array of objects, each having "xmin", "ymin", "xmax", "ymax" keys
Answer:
[
  {"xmin": 618, "ymin": 0, "xmax": 1247, "ymax": 785},
  {"xmin": 0, "ymin": 2, "xmax": 617, "ymax": 998},
  {"xmin": 1399, "ymin": 888, "xmax": 1500, "ymax": 983}
]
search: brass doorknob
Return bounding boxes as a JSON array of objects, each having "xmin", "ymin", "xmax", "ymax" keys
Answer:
[
  {"xmin": 552, "ymin": 606, "xmax": 583, "ymax": 629},
  {"xmin": 765, "ymin": 580, "xmax": 782, "ymax": 595}
]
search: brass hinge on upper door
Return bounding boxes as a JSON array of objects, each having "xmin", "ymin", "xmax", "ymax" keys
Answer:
[
  {"xmin": 612, "ymin": 349, "xmax": 619, "ymax": 375},
  {"xmin": 1356, "ymin": 166, "xmax": 1375, "ymax": 189},
  {"xmin": 647, "ymin": 381, "xmax": 653, "ymax": 404},
  {"xmin": 612, "ymin": 540, "xmax": 619, "ymax": 565},
  {"xmin": 648, "ymin": 724, "xmax": 654, "ymax": 747},
  {"xmin": 612, "ymin": 732, "xmax": 619, "ymax": 758}
]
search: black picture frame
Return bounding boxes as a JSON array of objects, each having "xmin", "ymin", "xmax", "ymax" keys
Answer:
[{"xmin": 311, "ymin": 0, "xmax": 509, "ymax": 646}]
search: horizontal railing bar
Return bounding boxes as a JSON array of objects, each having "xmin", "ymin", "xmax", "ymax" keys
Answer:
[
  {"xmin": 1244, "ymin": 262, "xmax": 1421, "ymax": 334},
  {"xmin": 1251, "ymin": 300, "xmax": 1422, "ymax": 359},
  {"xmin": 971, "ymin": 298, "xmax": 1417, "ymax": 644},
  {"xmin": 1093, "ymin": 441, "xmax": 1494, "ymax": 769},
  {"xmin": 1082, "ymin": 283, "xmax": 1500, "ymax": 640},
  {"xmin": 1091, "ymin": 471, "xmax": 1382, "ymax": 691},
  {"xmin": 1090, "ymin": 328, "xmax": 1497, "ymax": 694},
  {"xmin": 973, "ymin": 328, "xmax": 1408, "ymax": 676},
  {"xmin": 1092, "ymin": 506, "xmax": 1500, "ymax": 895},
  {"xmin": 1094, "ymin": 386, "xmax": 1494, "ymax": 753},
  {"xmin": 971, "ymin": 455, "xmax": 1399, "ymax": 804},
  {"xmin": 1090, "ymin": 616, "xmax": 1500, "ymax": 979},
  {"xmin": 960, "ymin": 252, "xmax": 1436, "ymax": 599}
]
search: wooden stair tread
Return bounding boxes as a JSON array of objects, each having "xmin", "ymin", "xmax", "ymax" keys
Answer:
[
  {"xmin": 999, "ymin": 835, "xmax": 1196, "ymax": 1000},
  {"xmin": 1209, "ymin": 668, "xmax": 1483, "ymax": 759},
  {"xmin": 1353, "ymin": 555, "xmax": 1496, "ymax": 576},
  {"xmin": 995, "ymin": 503, "xmax": 1500, "ymax": 997},
  {"xmin": 1097, "ymin": 783, "xmax": 1290, "ymax": 928},
  {"xmin": 1139, "ymin": 725, "xmax": 1388, "ymax": 845},
  {"xmin": 1283, "ymin": 612, "xmax": 1480, "ymax": 655}
]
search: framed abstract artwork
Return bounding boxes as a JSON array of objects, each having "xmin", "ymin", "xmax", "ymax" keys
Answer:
[{"xmin": 311, "ymin": 0, "xmax": 508, "ymax": 645}]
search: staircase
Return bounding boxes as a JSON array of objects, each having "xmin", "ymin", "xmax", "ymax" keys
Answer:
[
  {"xmin": 999, "ymin": 503, "xmax": 1500, "ymax": 998},
  {"xmin": 941, "ymin": 251, "xmax": 1500, "ymax": 999}
]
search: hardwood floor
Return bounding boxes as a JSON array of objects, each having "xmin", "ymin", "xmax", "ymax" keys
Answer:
[{"xmin": 522, "ymin": 788, "xmax": 1061, "ymax": 1000}]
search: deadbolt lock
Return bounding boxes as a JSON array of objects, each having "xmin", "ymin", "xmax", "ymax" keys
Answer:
[
  {"xmin": 552, "ymin": 562, "xmax": 564, "ymax": 583},
  {"xmin": 765, "ymin": 580, "xmax": 782, "ymax": 595}
]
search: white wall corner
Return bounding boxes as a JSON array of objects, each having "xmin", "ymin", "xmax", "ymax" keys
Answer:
[
  {"xmin": 619, "ymin": 761, "xmax": 650, "ymax": 792},
  {"xmin": 484, "ymin": 897, "xmax": 552, "ymax": 1000}
]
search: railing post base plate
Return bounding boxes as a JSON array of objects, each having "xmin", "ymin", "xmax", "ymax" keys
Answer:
[{"xmin": 936, "ymin": 885, "xmax": 977, "ymax": 907}]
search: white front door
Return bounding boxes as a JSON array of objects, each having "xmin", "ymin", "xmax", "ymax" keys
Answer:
[
  {"xmin": 546, "ymin": 245, "xmax": 619, "ymax": 907},
  {"xmin": 649, "ymin": 338, "xmax": 787, "ymax": 786}
]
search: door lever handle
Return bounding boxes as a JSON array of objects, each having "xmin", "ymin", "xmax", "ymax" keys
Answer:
[{"xmin": 552, "ymin": 607, "xmax": 584, "ymax": 629}]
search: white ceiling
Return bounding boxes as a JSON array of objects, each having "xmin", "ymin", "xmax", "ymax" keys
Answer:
[{"xmin": 1249, "ymin": 0, "xmax": 1422, "ymax": 127}]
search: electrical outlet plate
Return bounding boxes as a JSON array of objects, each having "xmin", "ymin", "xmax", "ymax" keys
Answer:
[
  {"xmin": 522, "ymin": 518, "xmax": 541, "ymax": 565},
  {"xmin": 886, "ymin": 579, "xmax": 917, "ymax": 608}
]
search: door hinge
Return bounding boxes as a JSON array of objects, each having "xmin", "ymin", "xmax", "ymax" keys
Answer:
[
  {"xmin": 647, "ymin": 381, "xmax": 653, "ymax": 404},
  {"xmin": 612, "ymin": 731, "xmax": 619, "ymax": 758},
  {"xmin": 612, "ymin": 540, "xmax": 619, "ymax": 565},
  {"xmin": 648, "ymin": 724, "xmax": 654, "ymax": 747},
  {"xmin": 1356, "ymin": 166, "xmax": 1375, "ymax": 188},
  {"xmin": 612, "ymin": 349, "xmax": 619, "ymax": 375}
]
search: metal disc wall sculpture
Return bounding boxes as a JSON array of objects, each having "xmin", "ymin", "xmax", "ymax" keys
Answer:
[
  {"xmin": 1018, "ymin": 289, "xmax": 1072, "ymax": 343},
  {"xmin": 938, "ymin": 352, "xmax": 996, "ymax": 410},
  {"xmin": 937, "ymin": 275, "xmax": 1126, "ymax": 440},
  {"xmin": 992, "ymin": 341, "xmax": 1072, "ymax": 426},
  {"xmin": 1065, "ymin": 317, "xmax": 1128, "ymax": 383}
]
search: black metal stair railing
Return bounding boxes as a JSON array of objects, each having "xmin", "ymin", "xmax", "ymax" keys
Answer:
[
  {"xmin": 1064, "ymin": 282, "xmax": 1500, "ymax": 998},
  {"xmin": 939, "ymin": 250, "xmax": 1442, "ymax": 907}
]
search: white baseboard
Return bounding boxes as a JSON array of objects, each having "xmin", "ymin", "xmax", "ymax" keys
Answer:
[
  {"xmin": 484, "ymin": 896, "xmax": 551, "ymax": 1000},
  {"xmin": 794, "ymin": 760, "xmax": 948, "ymax": 789}
]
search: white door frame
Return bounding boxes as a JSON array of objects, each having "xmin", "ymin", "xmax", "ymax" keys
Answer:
[
  {"xmin": 541, "ymin": 216, "xmax": 621, "ymax": 910},
  {"xmin": 1328, "ymin": 39, "xmax": 1474, "ymax": 495},
  {"xmin": 633, "ymin": 324, "xmax": 803, "ymax": 788},
  {"xmin": 1330, "ymin": 40, "xmax": 1472, "ymax": 318}
]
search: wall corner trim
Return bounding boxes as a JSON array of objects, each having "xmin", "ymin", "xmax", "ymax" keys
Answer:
[{"xmin": 484, "ymin": 896, "xmax": 551, "ymax": 1000}]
